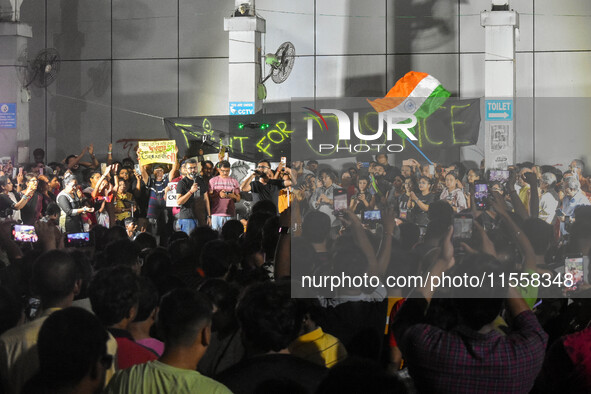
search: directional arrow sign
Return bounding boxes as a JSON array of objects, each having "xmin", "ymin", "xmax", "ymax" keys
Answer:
[
  {"xmin": 488, "ymin": 112, "xmax": 509, "ymax": 119},
  {"xmin": 485, "ymin": 100, "xmax": 513, "ymax": 121}
]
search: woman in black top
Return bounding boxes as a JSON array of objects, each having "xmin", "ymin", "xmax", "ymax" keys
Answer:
[
  {"xmin": 0, "ymin": 175, "xmax": 31, "ymax": 222},
  {"xmin": 56, "ymin": 176, "xmax": 94, "ymax": 233},
  {"xmin": 408, "ymin": 175, "xmax": 435, "ymax": 228},
  {"xmin": 350, "ymin": 175, "xmax": 375, "ymax": 214},
  {"xmin": 19, "ymin": 174, "xmax": 43, "ymax": 225}
]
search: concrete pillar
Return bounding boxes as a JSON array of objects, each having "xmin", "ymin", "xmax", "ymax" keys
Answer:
[
  {"xmin": 481, "ymin": 7, "xmax": 519, "ymax": 169},
  {"xmin": 224, "ymin": 0, "xmax": 265, "ymax": 115},
  {"xmin": 0, "ymin": 22, "xmax": 32, "ymax": 164}
]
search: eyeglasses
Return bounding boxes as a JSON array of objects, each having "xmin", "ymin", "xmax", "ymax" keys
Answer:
[{"xmin": 257, "ymin": 166, "xmax": 269, "ymax": 170}]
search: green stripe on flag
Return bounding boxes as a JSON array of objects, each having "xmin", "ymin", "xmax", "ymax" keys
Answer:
[{"xmin": 395, "ymin": 84, "xmax": 451, "ymax": 140}]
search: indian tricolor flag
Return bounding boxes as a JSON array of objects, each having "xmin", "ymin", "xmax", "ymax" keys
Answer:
[{"xmin": 367, "ymin": 71, "xmax": 450, "ymax": 122}]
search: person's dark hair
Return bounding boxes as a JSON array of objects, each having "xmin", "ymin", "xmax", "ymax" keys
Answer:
[
  {"xmin": 168, "ymin": 238, "xmax": 194, "ymax": 271},
  {"xmin": 32, "ymin": 250, "xmax": 78, "ymax": 307},
  {"xmin": 331, "ymin": 235, "xmax": 369, "ymax": 277},
  {"xmin": 319, "ymin": 168, "xmax": 337, "ymax": 182},
  {"xmin": 88, "ymin": 266, "xmax": 140, "ymax": 326},
  {"xmin": 0, "ymin": 287, "xmax": 22, "ymax": 336},
  {"xmin": 244, "ymin": 211, "xmax": 274, "ymax": 248},
  {"xmin": 201, "ymin": 240, "xmax": 240, "ymax": 278},
  {"xmin": 28, "ymin": 307, "xmax": 109, "ymax": 391},
  {"xmin": 121, "ymin": 158, "xmax": 135, "ymax": 168},
  {"xmin": 302, "ymin": 211, "xmax": 331, "ymax": 244},
  {"xmin": 64, "ymin": 155, "xmax": 77, "ymax": 165},
  {"xmin": 168, "ymin": 230, "xmax": 189, "ymax": 244},
  {"xmin": 451, "ymin": 161, "xmax": 466, "ymax": 181},
  {"xmin": 100, "ymin": 239, "xmax": 140, "ymax": 269},
  {"xmin": 219, "ymin": 160, "xmax": 231, "ymax": 169},
  {"xmin": 262, "ymin": 216, "xmax": 280, "ymax": 259},
  {"xmin": 0, "ymin": 175, "xmax": 10, "ymax": 191},
  {"xmin": 251, "ymin": 200, "xmax": 277, "ymax": 216},
  {"xmin": 86, "ymin": 170, "xmax": 100, "ymax": 183},
  {"xmin": 398, "ymin": 222, "xmax": 420, "ymax": 251},
  {"xmin": 374, "ymin": 153, "xmax": 387, "ymax": 162},
  {"xmin": 358, "ymin": 175, "xmax": 370, "ymax": 184},
  {"xmin": 45, "ymin": 202, "xmax": 61, "ymax": 217},
  {"xmin": 65, "ymin": 248, "xmax": 93, "ymax": 301},
  {"xmin": 185, "ymin": 158, "xmax": 198, "ymax": 165},
  {"xmin": 198, "ymin": 279, "xmax": 240, "ymax": 333},
  {"xmin": 134, "ymin": 232, "xmax": 157, "ymax": 251},
  {"xmin": 445, "ymin": 170, "xmax": 458, "ymax": 180},
  {"xmin": 133, "ymin": 277, "xmax": 159, "ymax": 322},
  {"xmin": 157, "ymin": 288, "xmax": 213, "ymax": 348},
  {"xmin": 189, "ymin": 227, "xmax": 219, "ymax": 267},
  {"xmin": 522, "ymin": 218, "xmax": 554, "ymax": 255},
  {"xmin": 316, "ymin": 357, "xmax": 406, "ymax": 394},
  {"xmin": 450, "ymin": 253, "xmax": 506, "ymax": 330},
  {"xmin": 103, "ymin": 225, "xmax": 128, "ymax": 246},
  {"xmin": 202, "ymin": 160, "xmax": 214, "ymax": 168},
  {"xmin": 307, "ymin": 160, "xmax": 318, "ymax": 166},
  {"xmin": 90, "ymin": 225, "xmax": 109, "ymax": 252},
  {"xmin": 236, "ymin": 281, "xmax": 302, "ymax": 353},
  {"xmin": 257, "ymin": 159, "xmax": 271, "ymax": 167},
  {"xmin": 418, "ymin": 175, "xmax": 432, "ymax": 188},
  {"xmin": 221, "ymin": 219, "xmax": 244, "ymax": 242},
  {"xmin": 142, "ymin": 247, "xmax": 173, "ymax": 283}
]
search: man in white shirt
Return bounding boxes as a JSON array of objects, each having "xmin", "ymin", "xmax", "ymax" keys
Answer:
[{"xmin": 538, "ymin": 172, "xmax": 559, "ymax": 224}]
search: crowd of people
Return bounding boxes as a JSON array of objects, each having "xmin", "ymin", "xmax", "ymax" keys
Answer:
[{"xmin": 1, "ymin": 144, "xmax": 591, "ymax": 393}]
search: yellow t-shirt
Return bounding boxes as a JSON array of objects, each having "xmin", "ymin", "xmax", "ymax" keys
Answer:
[{"xmin": 289, "ymin": 327, "xmax": 347, "ymax": 368}]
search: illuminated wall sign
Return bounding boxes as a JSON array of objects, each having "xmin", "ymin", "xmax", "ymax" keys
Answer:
[
  {"xmin": 163, "ymin": 98, "xmax": 480, "ymax": 162},
  {"xmin": 229, "ymin": 101, "xmax": 255, "ymax": 115}
]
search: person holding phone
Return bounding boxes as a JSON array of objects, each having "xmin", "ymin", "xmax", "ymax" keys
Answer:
[
  {"xmin": 408, "ymin": 176, "xmax": 435, "ymax": 227},
  {"xmin": 56, "ymin": 175, "xmax": 94, "ymax": 233},
  {"xmin": 0, "ymin": 175, "xmax": 30, "ymax": 222},
  {"xmin": 350, "ymin": 175, "xmax": 375, "ymax": 214},
  {"xmin": 208, "ymin": 161, "xmax": 240, "ymax": 231},
  {"xmin": 240, "ymin": 160, "xmax": 290, "ymax": 208},
  {"xmin": 310, "ymin": 169, "xmax": 342, "ymax": 227},
  {"xmin": 440, "ymin": 171, "xmax": 467, "ymax": 213},
  {"xmin": 19, "ymin": 174, "xmax": 44, "ymax": 225}
]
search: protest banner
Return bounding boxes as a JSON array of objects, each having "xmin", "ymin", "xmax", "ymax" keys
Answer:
[
  {"xmin": 138, "ymin": 140, "xmax": 177, "ymax": 166},
  {"xmin": 166, "ymin": 182, "xmax": 178, "ymax": 207}
]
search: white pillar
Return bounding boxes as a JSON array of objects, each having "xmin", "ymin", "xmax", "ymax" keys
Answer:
[
  {"xmin": 224, "ymin": 1, "xmax": 265, "ymax": 115},
  {"xmin": 0, "ymin": 22, "xmax": 32, "ymax": 164},
  {"xmin": 481, "ymin": 7, "xmax": 519, "ymax": 169}
]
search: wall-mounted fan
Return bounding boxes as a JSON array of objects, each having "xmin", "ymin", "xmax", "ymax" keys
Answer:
[
  {"xmin": 21, "ymin": 48, "xmax": 61, "ymax": 88},
  {"xmin": 257, "ymin": 41, "xmax": 295, "ymax": 99}
]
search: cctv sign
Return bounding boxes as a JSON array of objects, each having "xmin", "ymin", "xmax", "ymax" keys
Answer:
[{"xmin": 229, "ymin": 101, "xmax": 255, "ymax": 115}]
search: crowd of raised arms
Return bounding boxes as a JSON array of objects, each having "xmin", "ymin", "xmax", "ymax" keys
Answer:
[{"xmin": 0, "ymin": 144, "xmax": 591, "ymax": 393}]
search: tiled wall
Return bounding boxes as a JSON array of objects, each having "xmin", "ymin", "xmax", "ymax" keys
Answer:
[{"xmin": 18, "ymin": 0, "xmax": 591, "ymax": 167}]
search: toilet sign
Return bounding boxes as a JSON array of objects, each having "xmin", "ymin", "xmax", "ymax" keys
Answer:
[{"xmin": 485, "ymin": 100, "xmax": 513, "ymax": 121}]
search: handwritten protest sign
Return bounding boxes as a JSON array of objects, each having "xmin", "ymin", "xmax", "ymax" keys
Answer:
[
  {"xmin": 166, "ymin": 182, "xmax": 178, "ymax": 207},
  {"xmin": 138, "ymin": 140, "xmax": 177, "ymax": 166}
]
